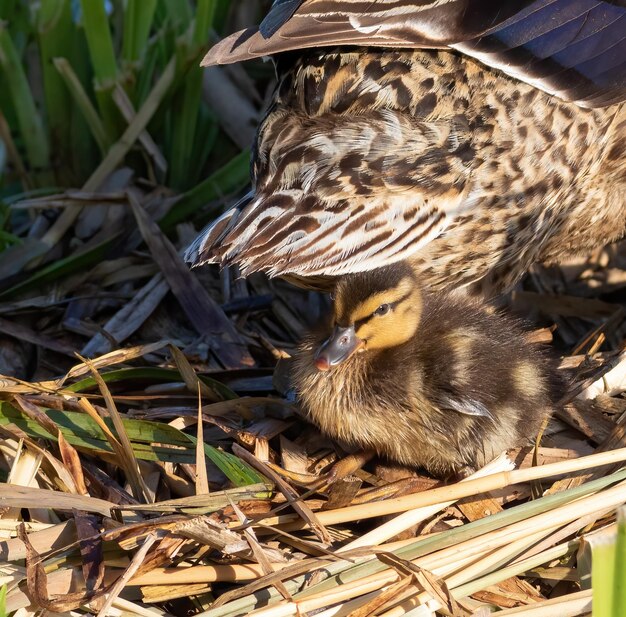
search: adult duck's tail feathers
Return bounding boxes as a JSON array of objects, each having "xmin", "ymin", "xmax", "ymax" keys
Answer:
[
  {"xmin": 184, "ymin": 193, "xmax": 252, "ymax": 267},
  {"xmin": 202, "ymin": 0, "xmax": 626, "ymax": 108}
]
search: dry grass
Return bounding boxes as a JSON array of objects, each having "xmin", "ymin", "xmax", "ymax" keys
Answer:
[
  {"xmin": 0, "ymin": 194, "xmax": 624, "ymax": 616},
  {"xmin": 1, "ymin": 2, "xmax": 626, "ymax": 615}
]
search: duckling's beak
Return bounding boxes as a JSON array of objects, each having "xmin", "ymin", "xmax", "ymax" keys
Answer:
[{"xmin": 314, "ymin": 326, "xmax": 363, "ymax": 371}]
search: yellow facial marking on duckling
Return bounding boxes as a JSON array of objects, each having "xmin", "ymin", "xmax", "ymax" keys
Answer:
[
  {"xmin": 349, "ymin": 277, "xmax": 416, "ymax": 323},
  {"xmin": 513, "ymin": 361, "xmax": 543, "ymax": 397},
  {"xmin": 354, "ymin": 291, "xmax": 422, "ymax": 350}
]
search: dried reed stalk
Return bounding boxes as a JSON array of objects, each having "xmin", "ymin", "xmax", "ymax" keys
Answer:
[
  {"xmin": 243, "ymin": 480, "xmax": 626, "ymax": 617},
  {"xmin": 262, "ymin": 448, "xmax": 626, "ymax": 529},
  {"xmin": 340, "ymin": 453, "xmax": 513, "ymax": 551}
]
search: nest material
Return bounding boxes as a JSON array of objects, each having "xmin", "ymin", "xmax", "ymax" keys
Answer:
[{"xmin": 0, "ymin": 184, "xmax": 625, "ymax": 615}]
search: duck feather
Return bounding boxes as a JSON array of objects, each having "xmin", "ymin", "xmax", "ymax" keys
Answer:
[{"xmin": 204, "ymin": 0, "xmax": 626, "ymax": 107}]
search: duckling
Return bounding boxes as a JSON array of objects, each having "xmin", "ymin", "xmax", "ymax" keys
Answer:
[
  {"xmin": 185, "ymin": 0, "xmax": 626, "ymax": 296},
  {"xmin": 292, "ymin": 263, "xmax": 561, "ymax": 477}
]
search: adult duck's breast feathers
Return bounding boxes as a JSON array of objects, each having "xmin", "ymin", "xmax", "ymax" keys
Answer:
[
  {"xmin": 187, "ymin": 4, "xmax": 626, "ymax": 288},
  {"xmin": 203, "ymin": 0, "xmax": 626, "ymax": 108},
  {"xmin": 189, "ymin": 129, "xmax": 464, "ymax": 276}
]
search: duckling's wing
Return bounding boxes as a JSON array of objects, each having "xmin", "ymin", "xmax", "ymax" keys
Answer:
[
  {"xmin": 204, "ymin": 0, "xmax": 626, "ymax": 107},
  {"xmin": 436, "ymin": 393, "xmax": 494, "ymax": 420}
]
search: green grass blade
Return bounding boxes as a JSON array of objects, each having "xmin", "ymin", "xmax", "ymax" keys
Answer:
[
  {"xmin": 579, "ymin": 534, "xmax": 593, "ymax": 591},
  {"xmin": 0, "ymin": 1, "xmax": 17, "ymax": 20},
  {"xmin": 193, "ymin": 0, "xmax": 216, "ymax": 46},
  {"xmin": 0, "ymin": 128, "xmax": 6, "ymax": 177},
  {"xmin": 78, "ymin": 0, "xmax": 116, "ymax": 82},
  {"xmin": 212, "ymin": 0, "xmax": 231, "ymax": 32},
  {"xmin": 167, "ymin": 61, "xmax": 203, "ymax": 188},
  {"xmin": 0, "ymin": 21, "xmax": 51, "ymax": 182},
  {"xmin": 0, "ymin": 235, "xmax": 117, "ymax": 298},
  {"xmin": 122, "ymin": 0, "xmax": 157, "ymax": 64},
  {"xmin": 0, "ymin": 3, "xmax": 30, "ymax": 135},
  {"xmin": 592, "ymin": 530, "xmax": 617, "ymax": 617},
  {"xmin": 160, "ymin": 148, "xmax": 250, "ymax": 230},
  {"xmin": 168, "ymin": 0, "xmax": 216, "ymax": 190},
  {"xmin": 134, "ymin": 32, "xmax": 161, "ymax": 104},
  {"xmin": 37, "ymin": 0, "xmax": 94, "ymax": 185},
  {"xmin": 53, "ymin": 56, "xmax": 109, "ymax": 154},
  {"xmin": 0, "ymin": 584, "xmax": 6, "ymax": 617},
  {"xmin": 158, "ymin": 0, "xmax": 193, "ymax": 29},
  {"xmin": 187, "ymin": 103, "xmax": 219, "ymax": 184},
  {"xmin": 0, "ymin": 401, "xmax": 266, "ymax": 486},
  {"xmin": 66, "ymin": 366, "xmax": 238, "ymax": 400},
  {"xmin": 37, "ymin": 0, "xmax": 72, "ymax": 174},
  {"xmin": 0, "ymin": 228, "xmax": 22, "ymax": 248},
  {"xmin": 590, "ymin": 507, "xmax": 626, "ymax": 617},
  {"xmin": 613, "ymin": 507, "xmax": 626, "ymax": 615},
  {"xmin": 78, "ymin": 0, "xmax": 120, "ymax": 136}
]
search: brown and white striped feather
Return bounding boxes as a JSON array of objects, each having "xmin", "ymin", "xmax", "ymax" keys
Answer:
[{"xmin": 187, "ymin": 48, "xmax": 626, "ymax": 292}]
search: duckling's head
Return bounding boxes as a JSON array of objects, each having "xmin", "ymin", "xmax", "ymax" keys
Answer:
[{"xmin": 315, "ymin": 263, "xmax": 422, "ymax": 371}]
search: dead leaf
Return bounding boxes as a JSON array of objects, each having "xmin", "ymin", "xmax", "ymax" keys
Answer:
[
  {"xmin": 18, "ymin": 523, "xmax": 104, "ymax": 611},
  {"xmin": 58, "ymin": 432, "xmax": 88, "ymax": 495},
  {"xmin": 74, "ymin": 510, "xmax": 105, "ymax": 596},
  {"xmin": 128, "ymin": 192, "xmax": 253, "ymax": 368}
]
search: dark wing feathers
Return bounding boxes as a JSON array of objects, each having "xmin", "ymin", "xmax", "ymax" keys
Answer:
[
  {"xmin": 203, "ymin": 0, "xmax": 626, "ymax": 107},
  {"xmin": 259, "ymin": 0, "xmax": 303, "ymax": 38},
  {"xmin": 203, "ymin": 0, "xmax": 513, "ymax": 66},
  {"xmin": 452, "ymin": 0, "xmax": 626, "ymax": 106}
]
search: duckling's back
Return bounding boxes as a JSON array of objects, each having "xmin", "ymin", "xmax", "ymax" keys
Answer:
[{"xmin": 407, "ymin": 291, "xmax": 561, "ymax": 471}]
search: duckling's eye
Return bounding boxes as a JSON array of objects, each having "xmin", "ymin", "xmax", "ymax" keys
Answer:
[{"xmin": 374, "ymin": 303, "xmax": 391, "ymax": 316}]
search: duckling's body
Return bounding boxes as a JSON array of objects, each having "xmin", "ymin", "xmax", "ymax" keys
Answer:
[{"xmin": 293, "ymin": 264, "xmax": 560, "ymax": 476}]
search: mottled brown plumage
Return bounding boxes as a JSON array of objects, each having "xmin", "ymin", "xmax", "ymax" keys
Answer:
[
  {"xmin": 293, "ymin": 263, "xmax": 560, "ymax": 476},
  {"xmin": 186, "ymin": 1, "xmax": 626, "ymax": 295}
]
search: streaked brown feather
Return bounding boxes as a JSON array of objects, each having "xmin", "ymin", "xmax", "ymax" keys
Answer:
[{"xmin": 187, "ymin": 47, "xmax": 626, "ymax": 293}]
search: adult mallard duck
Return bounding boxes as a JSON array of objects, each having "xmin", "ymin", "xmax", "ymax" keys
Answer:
[
  {"xmin": 186, "ymin": 0, "xmax": 626, "ymax": 295},
  {"xmin": 292, "ymin": 262, "xmax": 560, "ymax": 476}
]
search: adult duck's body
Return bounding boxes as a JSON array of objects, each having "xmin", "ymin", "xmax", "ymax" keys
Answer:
[{"xmin": 186, "ymin": 0, "xmax": 626, "ymax": 295}]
